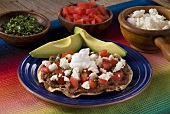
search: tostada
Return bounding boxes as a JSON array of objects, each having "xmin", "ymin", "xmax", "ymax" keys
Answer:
[{"xmin": 37, "ymin": 48, "xmax": 133, "ymax": 98}]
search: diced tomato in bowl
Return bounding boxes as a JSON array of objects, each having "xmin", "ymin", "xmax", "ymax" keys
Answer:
[{"xmin": 57, "ymin": 1, "xmax": 113, "ymax": 34}]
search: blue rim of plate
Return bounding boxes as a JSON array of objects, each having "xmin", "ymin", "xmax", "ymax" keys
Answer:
[{"xmin": 18, "ymin": 42, "xmax": 152, "ymax": 107}]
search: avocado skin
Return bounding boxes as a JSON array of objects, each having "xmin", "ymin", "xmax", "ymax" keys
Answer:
[
  {"xmin": 29, "ymin": 33, "xmax": 83, "ymax": 58},
  {"xmin": 74, "ymin": 27, "xmax": 127, "ymax": 57}
]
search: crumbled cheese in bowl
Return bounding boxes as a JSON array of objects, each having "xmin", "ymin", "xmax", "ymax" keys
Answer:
[{"xmin": 127, "ymin": 8, "xmax": 170, "ymax": 30}]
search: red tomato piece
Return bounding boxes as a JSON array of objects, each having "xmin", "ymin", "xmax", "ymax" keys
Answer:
[
  {"xmin": 58, "ymin": 76, "xmax": 65, "ymax": 85},
  {"xmin": 89, "ymin": 79, "xmax": 97, "ymax": 88},
  {"xmin": 86, "ymin": 1, "xmax": 96, "ymax": 8},
  {"xmin": 86, "ymin": 17, "xmax": 93, "ymax": 24},
  {"xmin": 91, "ymin": 19, "xmax": 96, "ymax": 24},
  {"xmin": 69, "ymin": 6, "xmax": 76, "ymax": 14},
  {"xmin": 97, "ymin": 5, "xmax": 106, "ymax": 15},
  {"xmin": 98, "ymin": 78, "xmax": 108, "ymax": 85},
  {"xmin": 112, "ymin": 71, "xmax": 123, "ymax": 81},
  {"xmin": 101, "ymin": 59, "xmax": 112, "ymax": 71},
  {"xmin": 85, "ymin": 9, "xmax": 93, "ymax": 15},
  {"xmin": 110, "ymin": 59, "xmax": 118, "ymax": 67},
  {"xmin": 93, "ymin": 8, "xmax": 100, "ymax": 15},
  {"xmin": 94, "ymin": 15, "xmax": 102, "ymax": 23},
  {"xmin": 62, "ymin": 50, "xmax": 73, "ymax": 58},
  {"xmin": 75, "ymin": 19, "xmax": 84, "ymax": 24},
  {"xmin": 74, "ymin": 7, "xmax": 82, "ymax": 15},
  {"xmin": 67, "ymin": 50, "xmax": 74, "ymax": 55},
  {"xmin": 98, "ymin": 49, "xmax": 108, "ymax": 57},
  {"xmin": 81, "ymin": 73, "xmax": 88, "ymax": 83},
  {"xmin": 41, "ymin": 67, "xmax": 50, "ymax": 73},
  {"xmin": 70, "ymin": 77, "xmax": 79, "ymax": 89},
  {"xmin": 54, "ymin": 68, "xmax": 64, "ymax": 75},
  {"xmin": 62, "ymin": 6, "xmax": 70, "ymax": 16},
  {"xmin": 97, "ymin": 14, "xmax": 105, "ymax": 21},
  {"xmin": 55, "ymin": 61, "xmax": 60, "ymax": 66},
  {"xmin": 73, "ymin": 14, "xmax": 81, "ymax": 21},
  {"xmin": 65, "ymin": 14, "xmax": 74, "ymax": 22},
  {"xmin": 77, "ymin": 2, "xmax": 87, "ymax": 10}
]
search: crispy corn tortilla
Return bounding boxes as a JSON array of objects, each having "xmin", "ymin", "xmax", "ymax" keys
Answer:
[{"xmin": 37, "ymin": 64, "xmax": 133, "ymax": 98}]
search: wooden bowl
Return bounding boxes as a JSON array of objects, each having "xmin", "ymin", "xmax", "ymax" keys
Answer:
[
  {"xmin": 58, "ymin": 7, "xmax": 113, "ymax": 34},
  {"xmin": 0, "ymin": 10, "xmax": 50, "ymax": 46},
  {"xmin": 118, "ymin": 6, "xmax": 170, "ymax": 62}
]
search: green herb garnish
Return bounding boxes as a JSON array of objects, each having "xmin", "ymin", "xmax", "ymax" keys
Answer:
[{"xmin": 1, "ymin": 15, "xmax": 45, "ymax": 36}]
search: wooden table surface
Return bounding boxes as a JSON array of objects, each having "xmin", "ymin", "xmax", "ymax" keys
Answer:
[{"xmin": 0, "ymin": 0, "xmax": 128, "ymax": 21}]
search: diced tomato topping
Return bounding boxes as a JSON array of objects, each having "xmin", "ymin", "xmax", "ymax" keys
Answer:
[
  {"xmin": 98, "ymin": 78, "xmax": 108, "ymax": 85},
  {"xmin": 89, "ymin": 79, "xmax": 97, "ymax": 88},
  {"xmin": 55, "ymin": 61, "xmax": 60, "ymax": 66},
  {"xmin": 58, "ymin": 76, "xmax": 65, "ymax": 85},
  {"xmin": 110, "ymin": 59, "xmax": 118, "ymax": 67},
  {"xmin": 81, "ymin": 73, "xmax": 88, "ymax": 83},
  {"xmin": 62, "ymin": 50, "xmax": 74, "ymax": 58},
  {"xmin": 112, "ymin": 71, "xmax": 123, "ymax": 81},
  {"xmin": 101, "ymin": 59, "xmax": 112, "ymax": 71},
  {"xmin": 98, "ymin": 49, "xmax": 108, "ymax": 57},
  {"xmin": 67, "ymin": 50, "xmax": 74, "ymax": 55},
  {"xmin": 70, "ymin": 77, "xmax": 79, "ymax": 89},
  {"xmin": 54, "ymin": 68, "xmax": 64, "ymax": 75},
  {"xmin": 41, "ymin": 67, "xmax": 50, "ymax": 73}
]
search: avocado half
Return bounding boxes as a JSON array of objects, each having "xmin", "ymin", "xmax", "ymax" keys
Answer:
[
  {"xmin": 29, "ymin": 33, "xmax": 83, "ymax": 58},
  {"xmin": 74, "ymin": 27, "xmax": 127, "ymax": 57}
]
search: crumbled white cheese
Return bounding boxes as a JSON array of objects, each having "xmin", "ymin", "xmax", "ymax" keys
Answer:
[
  {"xmin": 98, "ymin": 73, "xmax": 111, "ymax": 81},
  {"xmin": 50, "ymin": 75, "xmax": 58, "ymax": 81},
  {"xmin": 81, "ymin": 81, "xmax": 90, "ymax": 89},
  {"xmin": 95, "ymin": 56, "xmax": 102, "ymax": 67},
  {"xmin": 64, "ymin": 76, "xmax": 70, "ymax": 82},
  {"xmin": 59, "ymin": 58, "xmax": 69, "ymax": 69},
  {"xmin": 48, "ymin": 63, "xmax": 58, "ymax": 72},
  {"xmin": 58, "ymin": 73, "xmax": 62, "ymax": 77},
  {"xmin": 71, "ymin": 67, "xmax": 80, "ymax": 80},
  {"xmin": 108, "ymin": 54, "xmax": 114, "ymax": 61},
  {"xmin": 113, "ymin": 58, "xmax": 126, "ymax": 72},
  {"xmin": 42, "ymin": 60, "xmax": 51, "ymax": 67},
  {"xmin": 100, "ymin": 68, "xmax": 107, "ymax": 73},
  {"xmin": 69, "ymin": 48, "xmax": 93, "ymax": 69},
  {"xmin": 66, "ymin": 54, "xmax": 72, "ymax": 59},
  {"xmin": 89, "ymin": 72, "xmax": 98, "ymax": 79},
  {"xmin": 64, "ymin": 70, "xmax": 71, "ymax": 76},
  {"xmin": 127, "ymin": 8, "xmax": 170, "ymax": 30},
  {"xmin": 88, "ymin": 61, "xmax": 99, "ymax": 73},
  {"xmin": 90, "ymin": 53, "xmax": 98, "ymax": 60}
]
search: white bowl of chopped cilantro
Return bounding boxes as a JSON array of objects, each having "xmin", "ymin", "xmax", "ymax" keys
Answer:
[{"xmin": 0, "ymin": 10, "xmax": 50, "ymax": 46}]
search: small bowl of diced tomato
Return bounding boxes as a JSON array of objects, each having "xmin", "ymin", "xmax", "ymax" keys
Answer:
[{"xmin": 58, "ymin": 1, "xmax": 113, "ymax": 34}]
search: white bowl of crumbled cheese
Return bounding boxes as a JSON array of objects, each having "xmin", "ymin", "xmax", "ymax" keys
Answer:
[{"xmin": 118, "ymin": 6, "xmax": 170, "ymax": 62}]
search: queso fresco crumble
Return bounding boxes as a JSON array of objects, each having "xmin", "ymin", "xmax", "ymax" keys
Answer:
[{"xmin": 127, "ymin": 8, "xmax": 170, "ymax": 30}]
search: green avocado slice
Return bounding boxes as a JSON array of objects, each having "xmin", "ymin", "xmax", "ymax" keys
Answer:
[
  {"xmin": 74, "ymin": 27, "xmax": 127, "ymax": 57},
  {"xmin": 29, "ymin": 33, "xmax": 82, "ymax": 58}
]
